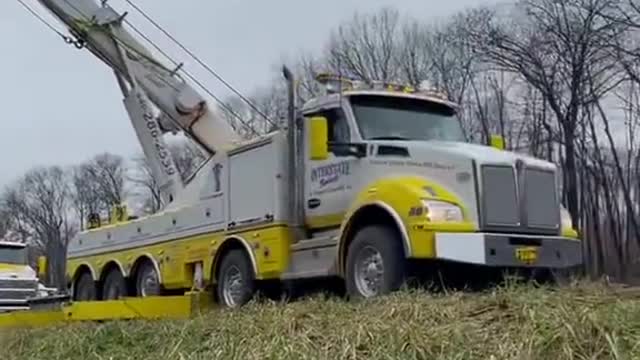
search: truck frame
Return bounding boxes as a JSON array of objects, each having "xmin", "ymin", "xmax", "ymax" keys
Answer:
[{"xmin": 1, "ymin": 0, "xmax": 582, "ymax": 326}]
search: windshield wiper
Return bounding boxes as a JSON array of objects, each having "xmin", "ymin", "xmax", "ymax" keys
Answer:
[{"xmin": 369, "ymin": 136, "xmax": 411, "ymax": 141}]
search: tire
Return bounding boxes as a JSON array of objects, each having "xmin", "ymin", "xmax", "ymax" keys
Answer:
[
  {"xmin": 215, "ymin": 249, "xmax": 256, "ymax": 308},
  {"xmin": 74, "ymin": 272, "xmax": 96, "ymax": 301},
  {"xmin": 345, "ymin": 225, "xmax": 407, "ymax": 299},
  {"xmin": 102, "ymin": 270, "xmax": 127, "ymax": 300},
  {"xmin": 135, "ymin": 261, "xmax": 161, "ymax": 297}
]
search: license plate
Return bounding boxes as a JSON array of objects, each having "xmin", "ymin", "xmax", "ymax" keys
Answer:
[{"xmin": 515, "ymin": 246, "xmax": 538, "ymax": 265}]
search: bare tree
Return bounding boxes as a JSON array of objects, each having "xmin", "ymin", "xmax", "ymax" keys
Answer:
[
  {"xmin": 69, "ymin": 153, "xmax": 126, "ymax": 226},
  {"xmin": 294, "ymin": 52, "xmax": 329, "ymax": 102},
  {"xmin": 324, "ymin": 7, "xmax": 403, "ymax": 82},
  {"xmin": 87, "ymin": 153, "xmax": 126, "ymax": 207},
  {"xmin": 469, "ymin": 0, "xmax": 625, "ymax": 226},
  {"xmin": 0, "ymin": 207, "xmax": 9, "ymax": 240},
  {"xmin": 169, "ymin": 140, "xmax": 208, "ymax": 181},
  {"xmin": 397, "ymin": 19, "xmax": 433, "ymax": 88},
  {"xmin": 127, "ymin": 154, "xmax": 163, "ymax": 215},
  {"xmin": 427, "ymin": 10, "xmax": 482, "ymax": 106},
  {"xmin": 218, "ymin": 95, "xmax": 272, "ymax": 140},
  {"xmin": 1, "ymin": 166, "xmax": 75, "ymax": 288},
  {"xmin": 128, "ymin": 139, "xmax": 209, "ymax": 215},
  {"xmin": 69, "ymin": 164, "xmax": 100, "ymax": 231}
]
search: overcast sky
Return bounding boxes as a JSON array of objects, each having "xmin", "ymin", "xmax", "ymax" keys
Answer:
[{"xmin": 1, "ymin": 0, "xmax": 500, "ymax": 188}]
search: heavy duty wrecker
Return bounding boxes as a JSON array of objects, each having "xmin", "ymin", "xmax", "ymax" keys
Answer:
[{"xmin": 0, "ymin": 0, "xmax": 583, "ymax": 329}]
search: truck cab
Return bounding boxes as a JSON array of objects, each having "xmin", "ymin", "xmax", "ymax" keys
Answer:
[
  {"xmin": 0, "ymin": 242, "xmax": 40, "ymax": 311},
  {"xmin": 292, "ymin": 75, "xmax": 581, "ymax": 298}
]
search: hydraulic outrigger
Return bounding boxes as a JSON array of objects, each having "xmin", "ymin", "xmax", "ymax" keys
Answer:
[{"xmin": 0, "ymin": 292, "xmax": 212, "ymax": 329}]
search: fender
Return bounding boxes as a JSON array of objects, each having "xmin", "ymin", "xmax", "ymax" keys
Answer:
[
  {"xmin": 210, "ymin": 235, "xmax": 259, "ymax": 281},
  {"xmin": 71, "ymin": 262, "xmax": 98, "ymax": 282},
  {"xmin": 100, "ymin": 259, "xmax": 127, "ymax": 281},
  {"xmin": 132, "ymin": 253, "xmax": 163, "ymax": 284},
  {"xmin": 68, "ymin": 262, "xmax": 98, "ymax": 300},
  {"xmin": 339, "ymin": 200, "xmax": 412, "ymax": 259},
  {"xmin": 337, "ymin": 175, "xmax": 472, "ymax": 274}
]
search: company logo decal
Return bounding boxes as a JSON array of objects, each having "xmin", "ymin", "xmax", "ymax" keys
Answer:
[{"xmin": 311, "ymin": 161, "xmax": 350, "ymax": 187}]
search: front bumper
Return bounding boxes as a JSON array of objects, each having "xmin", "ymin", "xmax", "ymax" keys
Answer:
[{"xmin": 434, "ymin": 232, "xmax": 582, "ymax": 268}]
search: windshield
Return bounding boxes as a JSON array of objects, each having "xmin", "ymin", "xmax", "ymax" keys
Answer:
[
  {"xmin": 0, "ymin": 246, "xmax": 27, "ymax": 265},
  {"xmin": 350, "ymin": 95, "xmax": 465, "ymax": 142}
]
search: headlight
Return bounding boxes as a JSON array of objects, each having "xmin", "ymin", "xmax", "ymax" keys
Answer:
[
  {"xmin": 560, "ymin": 207, "xmax": 573, "ymax": 229},
  {"xmin": 421, "ymin": 199, "xmax": 464, "ymax": 222}
]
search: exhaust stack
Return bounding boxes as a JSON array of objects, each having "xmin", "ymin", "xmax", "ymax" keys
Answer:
[{"xmin": 282, "ymin": 66, "xmax": 306, "ymax": 241}]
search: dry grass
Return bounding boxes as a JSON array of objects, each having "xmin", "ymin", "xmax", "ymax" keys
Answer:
[{"xmin": 2, "ymin": 280, "xmax": 640, "ymax": 359}]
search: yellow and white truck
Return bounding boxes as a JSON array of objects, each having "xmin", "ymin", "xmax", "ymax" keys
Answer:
[
  {"xmin": 16, "ymin": 0, "xmax": 581, "ymax": 314},
  {"xmin": 0, "ymin": 241, "xmax": 63, "ymax": 312}
]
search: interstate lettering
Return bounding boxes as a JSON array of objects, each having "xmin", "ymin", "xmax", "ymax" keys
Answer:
[{"xmin": 311, "ymin": 161, "xmax": 350, "ymax": 183}]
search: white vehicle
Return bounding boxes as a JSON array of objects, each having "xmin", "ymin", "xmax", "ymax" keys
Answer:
[
  {"xmin": 31, "ymin": 0, "xmax": 581, "ymax": 309},
  {"xmin": 0, "ymin": 241, "xmax": 59, "ymax": 312}
]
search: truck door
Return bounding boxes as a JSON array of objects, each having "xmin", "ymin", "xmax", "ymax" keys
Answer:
[{"xmin": 304, "ymin": 107, "xmax": 360, "ymax": 231}]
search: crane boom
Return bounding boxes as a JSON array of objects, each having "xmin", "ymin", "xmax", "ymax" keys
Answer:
[{"xmin": 35, "ymin": 0, "xmax": 241, "ymax": 205}]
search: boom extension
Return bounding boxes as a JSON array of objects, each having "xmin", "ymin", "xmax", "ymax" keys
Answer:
[{"xmin": 35, "ymin": 0, "xmax": 241, "ymax": 203}]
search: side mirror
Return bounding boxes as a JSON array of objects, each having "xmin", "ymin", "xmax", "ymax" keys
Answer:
[
  {"xmin": 309, "ymin": 116, "xmax": 329, "ymax": 160},
  {"xmin": 37, "ymin": 255, "xmax": 47, "ymax": 279},
  {"xmin": 490, "ymin": 134, "xmax": 505, "ymax": 150}
]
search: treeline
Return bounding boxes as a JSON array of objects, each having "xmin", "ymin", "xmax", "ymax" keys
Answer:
[
  {"xmin": 2, "ymin": 0, "xmax": 640, "ymax": 287},
  {"xmin": 217, "ymin": 0, "xmax": 640, "ymax": 282},
  {"xmin": 0, "ymin": 141, "xmax": 205, "ymax": 288}
]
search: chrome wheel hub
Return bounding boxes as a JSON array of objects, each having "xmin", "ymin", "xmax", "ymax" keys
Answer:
[
  {"xmin": 222, "ymin": 265, "xmax": 245, "ymax": 307},
  {"xmin": 354, "ymin": 246, "xmax": 384, "ymax": 297},
  {"xmin": 139, "ymin": 268, "xmax": 160, "ymax": 297}
]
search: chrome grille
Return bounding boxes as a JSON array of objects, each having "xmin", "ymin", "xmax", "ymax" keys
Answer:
[
  {"xmin": 0, "ymin": 289, "xmax": 37, "ymax": 300},
  {"xmin": 0, "ymin": 279, "xmax": 37, "ymax": 289},
  {"xmin": 480, "ymin": 165, "xmax": 519, "ymax": 227},
  {"xmin": 479, "ymin": 163, "xmax": 560, "ymax": 234},
  {"xmin": 523, "ymin": 168, "xmax": 559, "ymax": 230},
  {"xmin": 0, "ymin": 278, "xmax": 37, "ymax": 302}
]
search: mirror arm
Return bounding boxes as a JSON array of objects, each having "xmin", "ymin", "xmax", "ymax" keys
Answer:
[{"xmin": 328, "ymin": 141, "xmax": 367, "ymax": 157}]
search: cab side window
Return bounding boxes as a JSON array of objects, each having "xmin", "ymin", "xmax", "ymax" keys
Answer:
[{"xmin": 317, "ymin": 108, "xmax": 350, "ymax": 148}]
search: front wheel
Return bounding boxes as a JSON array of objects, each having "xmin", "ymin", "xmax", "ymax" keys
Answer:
[
  {"xmin": 215, "ymin": 249, "xmax": 256, "ymax": 308},
  {"xmin": 345, "ymin": 225, "xmax": 407, "ymax": 299}
]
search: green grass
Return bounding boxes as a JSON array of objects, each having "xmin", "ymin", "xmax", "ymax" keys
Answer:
[{"xmin": 2, "ymin": 280, "xmax": 640, "ymax": 359}]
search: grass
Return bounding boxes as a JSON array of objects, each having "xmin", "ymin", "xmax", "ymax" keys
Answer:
[{"xmin": 2, "ymin": 280, "xmax": 640, "ymax": 359}]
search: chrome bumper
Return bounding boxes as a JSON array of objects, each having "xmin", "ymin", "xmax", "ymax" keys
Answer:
[{"xmin": 434, "ymin": 232, "xmax": 582, "ymax": 268}]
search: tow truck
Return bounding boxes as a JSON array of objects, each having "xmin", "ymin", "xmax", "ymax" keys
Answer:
[
  {"xmin": 0, "ymin": 241, "xmax": 66, "ymax": 312},
  {"xmin": 0, "ymin": 0, "xmax": 582, "ymax": 329}
]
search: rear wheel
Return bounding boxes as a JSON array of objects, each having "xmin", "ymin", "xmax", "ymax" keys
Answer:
[
  {"xmin": 74, "ymin": 272, "xmax": 96, "ymax": 301},
  {"xmin": 215, "ymin": 249, "xmax": 256, "ymax": 308},
  {"xmin": 135, "ymin": 261, "xmax": 161, "ymax": 297},
  {"xmin": 345, "ymin": 225, "xmax": 407, "ymax": 299},
  {"xmin": 102, "ymin": 270, "xmax": 127, "ymax": 300}
]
